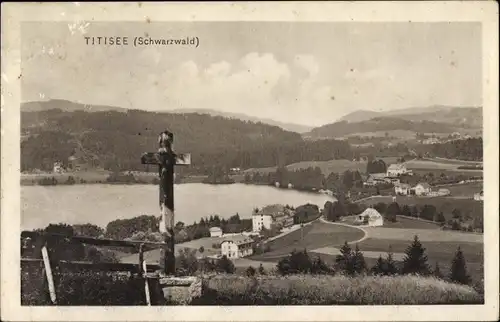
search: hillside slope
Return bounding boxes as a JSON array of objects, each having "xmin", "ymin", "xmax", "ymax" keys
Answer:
[
  {"xmin": 168, "ymin": 108, "xmax": 313, "ymax": 133},
  {"xmin": 339, "ymin": 106, "xmax": 482, "ymax": 127},
  {"xmin": 305, "ymin": 116, "xmax": 480, "ymax": 139},
  {"xmin": 21, "ymin": 101, "xmax": 352, "ymax": 173}
]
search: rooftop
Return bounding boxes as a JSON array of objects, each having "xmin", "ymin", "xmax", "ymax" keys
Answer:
[
  {"xmin": 369, "ymin": 173, "xmax": 387, "ymax": 179},
  {"xmin": 221, "ymin": 234, "xmax": 254, "ymax": 246},
  {"xmin": 388, "ymin": 163, "xmax": 406, "ymax": 170},
  {"xmin": 416, "ymin": 182, "xmax": 431, "ymax": 189},
  {"xmin": 360, "ymin": 207, "xmax": 382, "ymax": 218},
  {"xmin": 256, "ymin": 204, "xmax": 290, "ymax": 218}
]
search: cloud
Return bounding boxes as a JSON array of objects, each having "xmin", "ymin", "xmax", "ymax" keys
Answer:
[{"xmin": 160, "ymin": 53, "xmax": 337, "ymax": 124}]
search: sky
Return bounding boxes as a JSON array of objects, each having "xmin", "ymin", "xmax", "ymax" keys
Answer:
[{"xmin": 21, "ymin": 22, "xmax": 482, "ymax": 126}]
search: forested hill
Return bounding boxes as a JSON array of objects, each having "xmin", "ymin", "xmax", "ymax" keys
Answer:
[
  {"xmin": 339, "ymin": 106, "xmax": 482, "ymax": 127},
  {"xmin": 305, "ymin": 117, "xmax": 477, "ymax": 139},
  {"xmin": 21, "ymin": 107, "xmax": 352, "ymax": 173}
]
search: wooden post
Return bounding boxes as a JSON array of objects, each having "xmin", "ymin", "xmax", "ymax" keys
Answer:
[
  {"xmin": 141, "ymin": 130, "xmax": 191, "ymax": 276},
  {"xmin": 139, "ymin": 244, "xmax": 151, "ymax": 306},
  {"xmin": 41, "ymin": 245, "xmax": 57, "ymax": 305}
]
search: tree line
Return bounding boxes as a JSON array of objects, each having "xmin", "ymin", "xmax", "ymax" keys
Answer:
[
  {"xmin": 275, "ymin": 236, "xmax": 473, "ymax": 287},
  {"xmin": 21, "ymin": 109, "xmax": 353, "ymax": 173},
  {"xmin": 321, "ymin": 196, "xmax": 483, "ymax": 233},
  {"xmin": 415, "ymin": 138, "xmax": 483, "ymax": 161}
]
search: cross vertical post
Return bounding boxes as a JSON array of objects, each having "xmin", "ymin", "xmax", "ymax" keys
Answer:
[{"xmin": 141, "ymin": 130, "xmax": 191, "ymax": 276}]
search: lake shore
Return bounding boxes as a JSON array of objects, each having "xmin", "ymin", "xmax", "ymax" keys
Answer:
[
  {"xmin": 20, "ymin": 171, "xmax": 327, "ymax": 196},
  {"xmin": 21, "ymin": 183, "xmax": 336, "ymax": 231}
]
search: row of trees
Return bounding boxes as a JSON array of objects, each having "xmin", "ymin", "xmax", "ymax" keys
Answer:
[
  {"xmin": 415, "ymin": 138, "xmax": 483, "ymax": 161},
  {"xmin": 21, "ymin": 108, "xmax": 357, "ymax": 173},
  {"xmin": 275, "ymin": 236, "xmax": 473, "ymax": 286},
  {"xmin": 244, "ymin": 167, "xmax": 369, "ymax": 193},
  {"xmin": 369, "ymin": 201, "xmax": 483, "ymax": 232}
]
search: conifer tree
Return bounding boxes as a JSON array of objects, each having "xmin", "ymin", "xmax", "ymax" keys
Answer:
[
  {"xmin": 433, "ymin": 262, "xmax": 443, "ymax": 279},
  {"xmin": 385, "ymin": 248, "xmax": 398, "ymax": 276},
  {"xmin": 335, "ymin": 241, "xmax": 354, "ymax": 275},
  {"xmin": 401, "ymin": 235, "xmax": 431, "ymax": 276},
  {"xmin": 371, "ymin": 255, "xmax": 386, "ymax": 276},
  {"xmin": 449, "ymin": 247, "xmax": 471, "ymax": 285},
  {"xmin": 352, "ymin": 244, "xmax": 367, "ymax": 275}
]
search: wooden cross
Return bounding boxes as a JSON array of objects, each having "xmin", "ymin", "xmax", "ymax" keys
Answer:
[{"xmin": 141, "ymin": 130, "xmax": 191, "ymax": 276}]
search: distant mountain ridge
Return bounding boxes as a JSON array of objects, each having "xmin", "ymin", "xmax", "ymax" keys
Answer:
[
  {"xmin": 305, "ymin": 115, "xmax": 481, "ymax": 139},
  {"xmin": 339, "ymin": 105, "xmax": 482, "ymax": 127},
  {"xmin": 21, "ymin": 99, "xmax": 127, "ymax": 113},
  {"xmin": 167, "ymin": 108, "xmax": 313, "ymax": 133},
  {"xmin": 21, "ymin": 100, "xmax": 313, "ymax": 133}
]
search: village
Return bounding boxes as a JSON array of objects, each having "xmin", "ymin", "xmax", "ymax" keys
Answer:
[{"xmin": 116, "ymin": 158, "xmax": 483, "ymax": 267}]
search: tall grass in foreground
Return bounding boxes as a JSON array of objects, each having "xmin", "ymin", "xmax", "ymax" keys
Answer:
[{"xmin": 192, "ymin": 274, "xmax": 482, "ymax": 305}]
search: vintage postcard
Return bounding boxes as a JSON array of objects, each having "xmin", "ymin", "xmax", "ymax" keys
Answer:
[{"xmin": 1, "ymin": 1, "xmax": 498, "ymax": 321}]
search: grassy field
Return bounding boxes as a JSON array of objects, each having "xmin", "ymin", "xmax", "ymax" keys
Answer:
[
  {"xmin": 439, "ymin": 182, "xmax": 483, "ymax": 197},
  {"xmin": 405, "ymin": 159, "xmax": 473, "ymax": 170},
  {"xmin": 362, "ymin": 227, "xmax": 482, "ymax": 243},
  {"xmin": 21, "ymin": 170, "xmax": 112, "ymax": 185},
  {"xmin": 245, "ymin": 157, "xmax": 400, "ymax": 176},
  {"xmin": 196, "ymin": 274, "xmax": 482, "ymax": 305},
  {"xmin": 405, "ymin": 159, "xmax": 483, "ymax": 176},
  {"xmin": 423, "ymin": 157, "xmax": 482, "ymax": 165},
  {"xmin": 249, "ymin": 221, "xmax": 364, "ymax": 261},
  {"xmin": 340, "ymin": 215, "xmax": 441, "ymax": 229},
  {"xmin": 309, "ymin": 235, "xmax": 483, "ymax": 284},
  {"xmin": 359, "ymin": 195, "xmax": 484, "ymax": 221}
]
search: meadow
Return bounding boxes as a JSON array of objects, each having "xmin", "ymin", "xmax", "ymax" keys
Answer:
[
  {"xmin": 194, "ymin": 274, "xmax": 482, "ymax": 305},
  {"xmin": 439, "ymin": 182, "xmax": 484, "ymax": 197},
  {"xmin": 244, "ymin": 157, "xmax": 400, "ymax": 176},
  {"xmin": 359, "ymin": 195, "xmax": 484, "ymax": 221},
  {"xmin": 250, "ymin": 221, "xmax": 364, "ymax": 262}
]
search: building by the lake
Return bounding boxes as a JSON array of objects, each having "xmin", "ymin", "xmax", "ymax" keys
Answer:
[
  {"xmin": 220, "ymin": 234, "xmax": 254, "ymax": 259},
  {"xmin": 252, "ymin": 204, "xmax": 294, "ymax": 232}
]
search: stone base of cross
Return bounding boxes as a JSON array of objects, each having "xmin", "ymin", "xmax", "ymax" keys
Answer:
[{"xmin": 141, "ymin": 130, "xmax": 190, "ymax": 276}]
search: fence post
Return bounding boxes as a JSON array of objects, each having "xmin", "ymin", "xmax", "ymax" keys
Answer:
[
  {"xmin": 41, "ymin": 244, "xmax": 57, "ymax": 305},
  {"xmin": 139, "ymin": 244, "xmax": 151, "ymax": 306}
]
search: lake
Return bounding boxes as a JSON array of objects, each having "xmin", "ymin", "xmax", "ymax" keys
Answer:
[{"xmin": 21, "ymin": 183, "xmax": 336, "ymax": 230}]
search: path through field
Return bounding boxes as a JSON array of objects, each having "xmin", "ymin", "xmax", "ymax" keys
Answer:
[{"xmin": 249, "ymin": 220, "xmax": 365, "ymax": 262}]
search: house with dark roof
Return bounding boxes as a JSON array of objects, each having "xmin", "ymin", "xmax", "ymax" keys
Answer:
[
  {"xmin": 220, "ymin": 234, "xmax": 254, "ymax": 259},
  {"xmin": 252, "ymin": 204, "xmax": 294, "ymax": 232},
  {"xmin": 413, "ymin": 182, "xmax": 432, "ymax": 196}
]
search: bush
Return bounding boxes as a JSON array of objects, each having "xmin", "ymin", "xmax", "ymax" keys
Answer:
[
  {"xmin": 192, "ymin": 275, "xmax": 482, "ymax": 305},
  {"xmin": 21, "ymin": 268, "xmax": 167, "ymax": 305}
]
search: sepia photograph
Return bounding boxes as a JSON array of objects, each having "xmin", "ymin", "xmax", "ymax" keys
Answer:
[{"xmin": 1, "ymin": 2, "xmax": 498, "ymax": 321}]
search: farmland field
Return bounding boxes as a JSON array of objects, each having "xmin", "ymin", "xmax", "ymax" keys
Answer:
[
  {"xmin": 405, "ymin": 159, "xmax": 475, "ymax": 170},
  {"xmin": 309, "ymin": 237, "xmax": 484, "ymax": 284},
  {"xmin": 249, "ymin": 221, "xmax": 364, "ymax": 261},
  {"xmin": 404, "ymin": 159, "xmax": 483, "ymax": 176},
  {"xmin": 245, "ymin": 157, "xmax": 400, "ymax": 176},
  {"xmin": 358, "ymin": 196, "xmax": 484, "ymax": 221},
  {"xmin": 339, "ymin": 214, "xmax": 440, "ymax": 229},
  {"xmin": 362, "ymin": 227, "xmax": 483, "ymax": 243},
  {"xmin": 438, "ymin": 182, "xmax": 483, "ymax": 197}
]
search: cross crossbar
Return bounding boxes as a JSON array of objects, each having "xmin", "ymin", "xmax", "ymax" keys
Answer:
[{"xmin": 141, "ymin": 152, "xmax": 191, "ymax": 166}]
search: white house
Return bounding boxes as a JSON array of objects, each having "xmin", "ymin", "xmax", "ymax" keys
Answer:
[
  {"xmin": 209, "ymin": 227, "xmax": 223, "ymax": 237},
  {"xmin": 414, "ymin": 182, "xmax": 432, "ymax": 196},
  {"xmin": 395, "ymin": 183, "xmax": 411, "ymax": 195},
  {"xmin": 438, "ymin": 188, "xmax": 451, "ymax": 196},
  {"xmin": 354, "ymin": 208, "xmax": 384, "ymax": 227},
  {"xmin": 53, "ymin": 161, "xmax": 64, "ymax": 173},
  {"xmin": 364, "ymin": 173, "xmax": 388, "ymax": 186},
  {"xmin": 220, "ymin": 235, "xmax": 254, "ymax": 259},
  {"xmin": 252, "ymin": 204, "xmax": 294, "ymax": 232},
  {"xmin": 386, "ymin": 164, "xmax": 408, "ymax": 177},
  {"xmin": 474, "ymin": 191, "xmax": 484, "ymax": 201}
]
